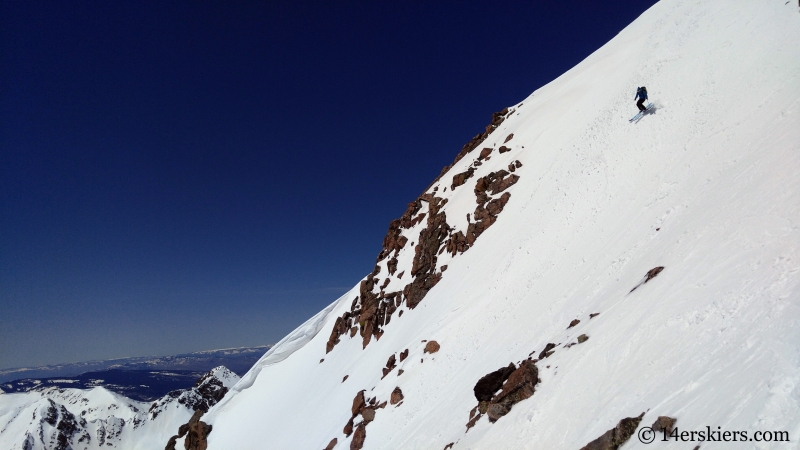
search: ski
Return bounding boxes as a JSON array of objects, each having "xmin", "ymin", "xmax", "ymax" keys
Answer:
[{"xmin": 629, "ymin": 103, "xmax": 653, "ymax": 123}]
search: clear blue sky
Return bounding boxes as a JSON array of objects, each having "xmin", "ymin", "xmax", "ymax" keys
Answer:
[{"xmin": 0, "ymin": 0, "xmax": 658, "ymax": 369}]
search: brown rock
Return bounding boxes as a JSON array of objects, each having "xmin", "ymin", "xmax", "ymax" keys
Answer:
[
  {"xmin": 473, "ymin": 363, "xmax": 516, "ymax": 402},
  {"xmin": 343, "ymin": 417, "xmax": 354, "ymax": 436},
  {"xmin": 351, "ymin": 390, "xmax": 366, "ymax": 416},
  {"xmin": 399, "ymin": 349, "xmax": 409, "ymax": 362},
  {"xmin": 444, "ymin": 443, "xmax": 455, "ymax": 450},
  {"xmin": 514, "ymin": 160, "xmax": 522, "ymax": 168},
  {"xmin": 466, "ymin": 413, "xmax": 481, "ymax": 430},
  {"xmin": 504, "ymin": 133, "xmax": 514, "ymax": 143},
  {"xmin": 486, "ymin": 403, "xmax": 510, "ymax": 422},
  {"xmin": 579, "ymin": 413, "xmax": 644, "ymax": 450},
  {"xmin": 324, "ymin": 438, "xmax": 338, "ymax": 450},
  {"xmin": 490, "ymin": 360, "xmax": 538, "ymax": 415},
  {"xmin": 651, "ymin": 416, "xmax": 676, "ymax": 434},
  {"xmin": 568, "ymin": 319, "xmax": 580, "ymax": 328},
  {"xmin": 577, "ymin": 334, "xmax": 589, "ymax": 344},
  {"xmin": 398, "ymin": 369, "xmax": 404, "ymax": 376},
  {"xmin": 350, "ymin": 422, "xmax": 367, "ymax": 450},
  {"xmin": 387, "ymin": 257, "xmax": 398, "ymax": 275},
  {"xmin": 424, "ymin": 341, "xmax": 440, "ymax": 354},
  {"xmin": 645, "ymin": 266, "xmax": 664, "ymax": 282},
  {"xmin": 390, "ymin": 387, "xmax": 404, "ymax": 405},
  {"xmin": 538, "ymin": 343, "xmax": 556, "ymax": 360},
  {"xmin": 166, "ymin": 410, "xmax": 205, "ymax": 450},
  {"xmin": 342, "ymin": 375, "xmax": 348, "ymax": 383},
  {"xmin": 382, "ymin": 354, "xmax": 397, "ymax": 378},
  {"xmin": 590, "ymin": 313, "xmax": 600, "ymax": 319},
  {"xmin": 184, "ymin": 419, "xmax": 212, "ymax": 450},
  {"xmin": 478, "ymin": 147, "xmax": 493, "ymax": 160},
  {"xmin": 498, "ymin": 145, "xmax": 511, "ymax": 153},
  {"xmin": 361, "ymin": 408, "xmax": 376, "ymax": 423},
  {"xmin": 350, "ymin": 327, "xmax": 358, "ymax": 337},
  {"xmin": 630, "ymin": 266, "xmax": 666, "ymax": 293}
]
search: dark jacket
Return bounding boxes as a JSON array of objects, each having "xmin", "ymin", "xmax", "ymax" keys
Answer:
[{"xmin": 636, "ymin": 87, "xmax": 648, "ymax": 101}]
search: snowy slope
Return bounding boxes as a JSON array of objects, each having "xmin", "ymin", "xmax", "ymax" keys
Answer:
[
  {"xmin": 0, "ymin": 367, "xmax": 239, "ymax": 450},
  {"xmin": 201, "ymin": 0, "xmax": 800, "ymax": 449}
]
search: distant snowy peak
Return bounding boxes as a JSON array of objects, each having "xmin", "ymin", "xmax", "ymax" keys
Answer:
[
  {"xmin": 0, "ymin": 366, "xmax": 240, "ymax": 450},
  {"xmin": 202, "ymin": 366, "xmax": 239, "ymax": 389}
]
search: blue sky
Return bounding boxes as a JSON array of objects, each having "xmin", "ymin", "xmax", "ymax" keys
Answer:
[{"xmin": 0, "ymin": 0, "xmax": 658, "ymax": 369}]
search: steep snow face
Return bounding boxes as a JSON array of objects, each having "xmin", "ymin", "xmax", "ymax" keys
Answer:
[
  {"xmin": 204, "ymin": 0, "xmax": 800, "ymax": 448},
  {"xmin": 0, "ymin": 367, "xmax": 239, "ymax": 450}
]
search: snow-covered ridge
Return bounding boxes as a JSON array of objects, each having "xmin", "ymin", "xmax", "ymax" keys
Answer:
[
  {"xmin": 202, "ymin": 0, "xmax": 800, "ymax": 449},
  {"xmin": 0, "ymin": 366, "xmax": 239, "ymax": 450}
]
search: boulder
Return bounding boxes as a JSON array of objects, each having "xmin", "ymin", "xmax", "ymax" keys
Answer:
[
  {"xmin": 390, "ymin": 387, "xmax": 404, "ymax": 405},
  {"xmin": 651, "ymin": 416, "xmax": 676, "ymax": 434},
  {"xmin": 473, "ymin": 363, "xmax": 516, "ymax": 402},
  {"xmin": 424, "ymin": 341, "xmax": 440, "ymax": 354}
]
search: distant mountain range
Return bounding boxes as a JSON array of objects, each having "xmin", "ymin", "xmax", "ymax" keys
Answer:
[
  {"xmin": 0, "ymin": 345, "xmax": 270, "ymax": 384},
  {"xmin": 0, "ymin": 369, "xmax": 208, "ymax": 401}
]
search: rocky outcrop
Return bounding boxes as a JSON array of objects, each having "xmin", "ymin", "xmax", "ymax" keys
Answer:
[
  {"xmin": 443, "ymin": 108, "xmax": 513, "ymax": 178},
  {"xmin": 579, "ymin": 413, "xmax": 644, "ymax": 450},
  {"xmin": 473, "ymin": 363, "xmax": 516, "ymax": 402},
  {"xmin": 324, "ymin": 438, "xmax": 338, "ymax": 450},
  {"xmin": 486, "ymin": 360, "xmax": 539, "ymax": 422},
  {"xmin": 326, "ymin": 107, "xmax": 522, "ymax": 354},
  {"xmin": 451, "ymin": 168, "xmax": 476, "ymax": 190},
  {"xmin": 184, "ymin": 419, "xmax": 212, "ymax": 450},
  {"xmin": 568, "ymin": 319, "xmax": 580, "ymax": 328},
  {"xmin": 468, "ymin": 360, "xmax": 539, "ymax": 428},
  {"xmin": 43, "ymin": 399, "xmax": 88, "ymax": 450},
  {"xmin": 165, "ymin": 410, "xmax": 210, "ymax": 450},
  {"xmin": 163, "ymin": 368, "xmax": 238, "ymax": 450},
  {"xmin": 337, "ymin": 387, "xmax": 393, "ymax": 450}
]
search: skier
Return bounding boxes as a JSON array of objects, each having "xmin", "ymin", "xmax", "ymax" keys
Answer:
[{"xmin": 635, "ymin": 86, "xmax": 648, "ymax": 112}]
